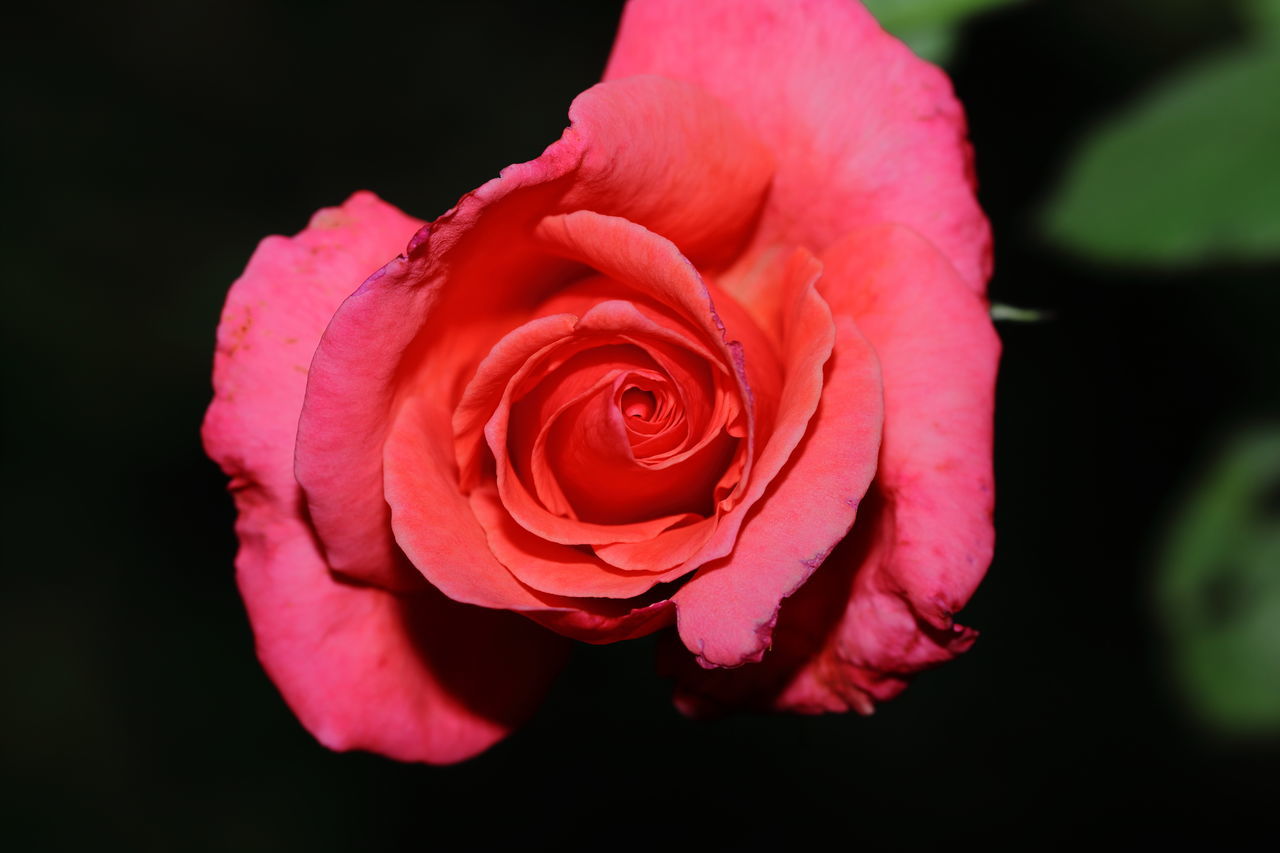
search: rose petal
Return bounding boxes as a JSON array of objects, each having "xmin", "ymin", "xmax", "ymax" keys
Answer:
[
  {"xmin": 494, "ymin": 300, "xmax": 739, "ymax": 532},
  {"xmin": 298, "ymin": 75, "xmax": 774, "ymax": 592},
  {"xmin": 539, "ymin": 371, "xmax": 736, "ymax": 524},
  {"xmin": 605, "ymin": 0, "xmax": 992, "ymax": 291},
  {"xmin": 203, "ymin": 193, "xmax": 569, "ymax": 762},
  {"xmin": 390, "ymin": 388, "xmax": 683, "ymax": 647},
  {"xmin": 522, "ymin": 362, "xmax": 633, "ymax": 519},
  {"xmin": 203, "ymin": 191, "xmax": 425, "ymax": 591},
  {"xmin": 233, "ymin": 511, "xmax": 570, "ymax": 763},
  {"xmin": 457, "ymin": 273, "xmax": 780, "ymax": 569},
  {"xmin": 482, "ymin": 332, "xmax": 713, "ymax": 548},
  {"xmin": 657, "ymin": 495, "xmax": 882, "ymax": 716},
  {"xmin": 774, "ymin": 508, "xmax": 983, "ymax": 713},
  {"xmin": 664, "ymin": 490, "xmax": 976, "ymax": 716},
  {"xmin": 389, "ymin": 388, "xmax": 695, "ymax": 608},
  {"xmin": 672, "ymin": 267, "xmax": 884, "ymax": 668},
  {"xmin": 469, "ymin": 484, "xmax": 692, "ymax": 599},
  {"xmin": 533, "ymin": 220, "xmax": 785, "ymax": 458},
  {"xmin": 530, "ymin": 273, "xmax": 780, "ymax": 465},
  {"xmin": 821, "ymin": 225, "xmax": 998, "ymax": 632},
  {"xmin": 453, "ymin": 312, "xmax": 579, "ymax": 493},
  {"xmin": 669, "ymin": 225, "xmax": 998, "ymax": 713},
  {"xmin": 532, "ymin": 212, "xmax": 771, "ymax": 573},
  {"xmin": 528, "ymin": 597, "xmax": 677, "ymax": 645},
  {"xmin": 533, "ymin": 211, "xmax": 751, "ymax": 379},
  {"xmin": 649, "ymin": 249, "xmax": 846, "ymax": 588},
  {"xmin": 385, "ymin": 391, "xmax": 583, "ymax": 609}
]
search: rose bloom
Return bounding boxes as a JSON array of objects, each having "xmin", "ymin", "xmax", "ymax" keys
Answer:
[{"xmin": 203, "ymin": 0, "xmax": 997, "ymax": 764}]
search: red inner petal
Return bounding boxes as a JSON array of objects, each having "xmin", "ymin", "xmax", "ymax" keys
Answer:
[
  {"xmin": 539, "ymin": 379, "xmax": 738, "ymax": 525},
  {"xmin": 621, "ymin": 386, "xmax": 657, "ymax": 421},
  {"xmin": 503, "ymin": 334, "xmax": 740, "ymax": 527},
  {"xmin": 466, "ymin": 296, "xmax": 747, "ymax": 551}
]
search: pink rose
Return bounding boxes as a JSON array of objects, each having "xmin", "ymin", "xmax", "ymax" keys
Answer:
[{"xmin": 203, "ymin": 0, "xmax": 998, "ymax": 764}]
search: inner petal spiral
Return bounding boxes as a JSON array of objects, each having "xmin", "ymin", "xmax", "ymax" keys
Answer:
[
  {"xmin": 503, "ymin": 320, "xmax": 739, "ymax": 527},
  {"xmin": 621, "ymin": 386, "xmax": 658, "ymax": 422}
]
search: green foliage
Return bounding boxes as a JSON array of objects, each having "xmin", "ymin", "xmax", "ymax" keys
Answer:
[
  {"xmin": 864, "ymin": 0, "xmax": 1022, "ymax": 64},
  {"xmin": 1246, "ymin": 0, "xmax": 1280, "ymax": 41},
  {"xmin": 990, "ymin": 302, "xmax": 1051, "ymax": 322},
  {"xmin": 1159, "ymin": 429, "xmax": 1280, "ymax": 735},
  {"xmin": 1043, "ymin": 13, "xmax": 1280, "ymax": 266}
]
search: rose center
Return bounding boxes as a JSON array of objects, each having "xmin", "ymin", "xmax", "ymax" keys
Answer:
[{"xmin": 620, "ymin": 386, "xmax": 658, "ymax": 421}]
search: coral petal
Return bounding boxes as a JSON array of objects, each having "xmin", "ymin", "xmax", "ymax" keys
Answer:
[
  {"xmin": 234, "ymin": 510, "xmax": 569, "ymax": 764},
  {"xmin": 298, "ymin": 76, "xmax": 772, "ymax": 594},
  {"xmin": 203, "ymin": 193, "xmax": 568, "ymax": 762},
  {"xmin": 674, "ymin": 313, "xmax": 883, "ymax": 667},
  {"xmin": 606, "ymin": 0, "xmax": 991, "ymax": 290},
  {"xmin": 669, "ymin": 224, "xmax": 997, "ymax": 712},
  {"xmin": 820, "ymin": 225, "xmax": 999, "ymax": 630}
]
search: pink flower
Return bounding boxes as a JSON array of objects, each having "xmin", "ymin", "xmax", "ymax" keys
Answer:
[{"xmin": 203, "ymin": 0, "xmax": 997, "ymax": 764}]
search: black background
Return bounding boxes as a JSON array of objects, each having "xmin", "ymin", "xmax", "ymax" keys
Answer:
[{"xmin": 5, "ymin": 0, "xmax": 1278, "ymax": 849}]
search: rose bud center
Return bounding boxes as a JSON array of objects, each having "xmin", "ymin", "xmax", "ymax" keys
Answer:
[
  {"xmin": 498, "ymin": 320, "xmax": 743, "ymax": 528},
  {"xmin": 620, "ymin": 386, "xmax": 658, "ymax": 422}
]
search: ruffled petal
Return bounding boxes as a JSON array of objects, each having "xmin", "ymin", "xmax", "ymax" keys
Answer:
[
  {"xmin": 820, "ymin": 225, "xmax": 998, "ymax": 632},
  {"xmin": 203, "ymin": 193, "xmax": 569, "ymax": 762},
  {"xmin": 233, "ymin": 506, "xmax": 570, "ymax": 763},
  {"xmin": 453, "ymin": 313, "xmax": 580, "ymax": 493},
  {"xmin": 296, "ymin": 75, "xmax": 773, "ymax": 592},
  {"xmin": 469, "ymin": 484, "xmax": 691, "ymax": 599},
  {"xmin": 605, "ymin": 0, "xmax": 991, "ymax": 291},
  {"xmin": 645, "ymin": 249, "xmax": 840, "ymax": 589},
  {"xmin": 205, "ymin": 191, "xmax": 424, "ymax": 591},
  {"xmin": 470, "ymin": 297, "xmax": 737, "ymax": 548},
  {"xmin": 527, "ymin": 597, "xmax": 676, "ymax": 645},
  {"xmin": 672, "ymin": 252, "xmax": 884, "ymax": 668},
  {"xmin": 384, "ymin": 391, "xmax": 579, "ymax": 609},
  {"xmin": 668, "ymin": 225, "xmax": 997, "ymax": 713}
]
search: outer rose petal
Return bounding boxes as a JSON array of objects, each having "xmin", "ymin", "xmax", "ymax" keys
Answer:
[
  {"xmin": 234, "ymin": 512, "xmax": 571, "ymax": 763},
  {"xmin": 605, "ymin": 0, "xmax": 992, "ymax": 291},
  {"xmin": 296, "ymin": 75, "xmax": 774, "ymax": 593},
  {"xmin": 668, "ymin": 225, "xmax": 997, "ymax": 714},
  {"xmin": 822, "ymin": 226, "xmax": 998, "ymax": 632},
  {"xmin": 469, "ymin": 485, "xmax": 681, "ymax": 599},
  {"xmin": 205, "ymin": 192, "xmax": 422, "ymax": 514},
  {"xmin": 203, "ymin": 193, "xmax": 569, "ymax": 763},
  {"xmin": 672, "ymin": 315, "xmax": 884, "ymax": 668}
]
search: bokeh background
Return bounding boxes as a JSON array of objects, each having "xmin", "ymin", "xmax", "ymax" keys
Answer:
[{"xmin": 5, "ymin": 0, "xmax": 1278, "ymax": 848}]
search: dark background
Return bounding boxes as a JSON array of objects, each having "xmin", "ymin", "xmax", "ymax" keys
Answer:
[{"xmin": 4, "ymin": 0, "xmax": 1278, "ymax": 849}]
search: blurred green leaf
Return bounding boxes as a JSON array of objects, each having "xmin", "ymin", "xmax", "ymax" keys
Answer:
[
  {"xmin": 1158, "ymin": 428, "xmax": 1280, "ymax": 736},
  {"xmin": 990, "ymin": 302, "xmax": 1052, "ymax": 322},
  {"xmin": 1043, "ymin": 42, "xmax": 1280, "ymax": 266},
  {"xmin": 1246, "ymin": 0, "xmax": 1280, "ymax": 41},
  {"xmin": 865, "ymin": 0, "xmax": 1021, "ymax": 64},
  {"xmin": 865, "ymin": 0, "xmax": 1020, "ymax": 31}
]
